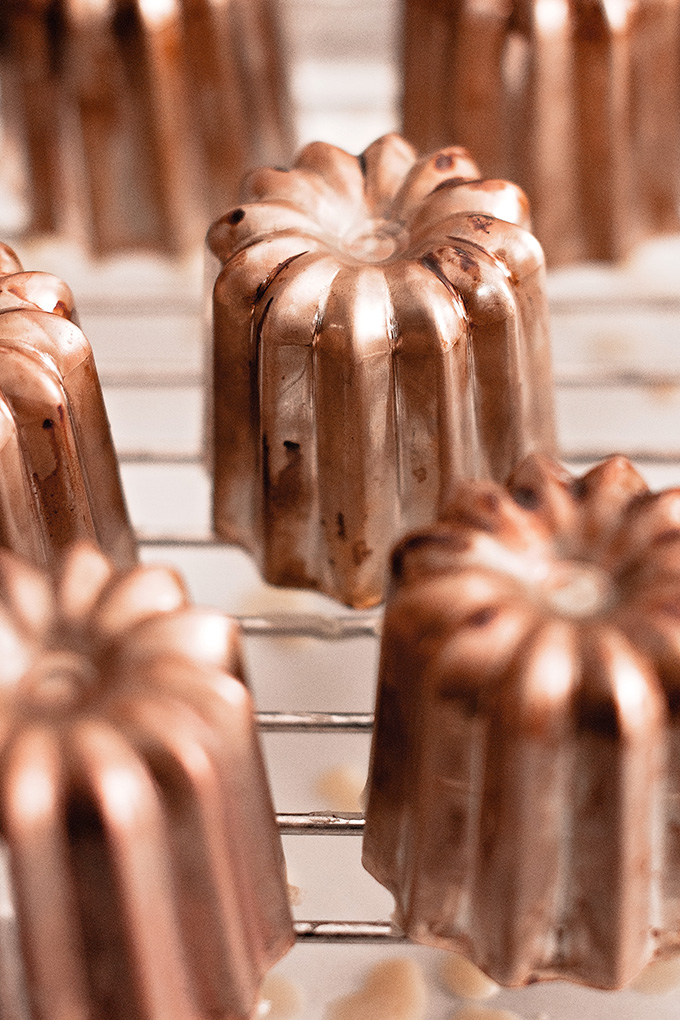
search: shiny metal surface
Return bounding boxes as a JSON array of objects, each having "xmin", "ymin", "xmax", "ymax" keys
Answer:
[
  {"xmin": 0, "ymin": 0, "xmax": 293, "ymax": 255},
  {"xmin": 208, "ymin": 132, "xmax": 557, "ymax": 608},
  {"xmin": 293, "ymin": 921, "xmax": 406, "ymax": 942},
  {"xmin": 402, "ymin": 0, "xmax": 680, "ymax": 265},
  {"xmin": 0, "ymin": 248, "xmax": 136, "ymax": 566},
  {"xmin": 0, "ymin": 541, "xmax": 294, "ymax": 1020},
  {"xmin": 364, "ymin": 454, "xmax": 680, "ymax": 989}
]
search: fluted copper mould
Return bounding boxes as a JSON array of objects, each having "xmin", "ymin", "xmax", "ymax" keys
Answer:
[
  {"xmin": 0, "ymin": 243, "xmax": 136, "ymax": 566},
  {"xmin": 362, "ymin": 454, "xmax": 680, "ymax": 989},
  {"xmin": 0, "ymin": 541, "xmax": 294, "ymax": 1020},
  {"xmin": 0, "ymin": 0, "xmax": 293, "ymax": 255},
  {"xmin": 207, "ymin": 132, "xmax": 557, "ymax": 609},
  {"xmin": 401, "ymin": 0, "xmax": 680, "ymax": 265}
]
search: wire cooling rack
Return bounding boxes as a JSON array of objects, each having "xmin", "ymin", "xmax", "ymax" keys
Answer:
[
  {"xmin": 6, "ymin": 2, "xmax": 680, "ymax": 1016},
  {"xmin": 11, "ymin": 188, "xmax": 680, "ymax": 1020}
]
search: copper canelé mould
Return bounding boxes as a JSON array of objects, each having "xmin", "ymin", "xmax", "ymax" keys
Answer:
[
  {"xmin": 0, "ymin": 0, "xmax": 293, "ymax": 254},
  {"xmin": 207, "ymin": 132, "xmax": 557, "ymax": 609},
  {"xmin": 401, "ymin": 0, "xmax": 680, "ymax": 264},
  {"xmin": 0, "ymin": 242, "xmax": 135, "ymax": 567},
  {"xmin": 0, "ymin": 542, "xmax": 294, "ymax": 1020},
  {"xmin": 364, "ymin": 454, "xmax": 680, "ymax": 989}
]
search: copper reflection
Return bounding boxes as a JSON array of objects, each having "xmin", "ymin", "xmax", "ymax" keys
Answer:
[
  {"xmin": 402, "ymin": 0, "xmax": 680, "ymax": 265},
  {"xmin": 207, "ymin": 133, "xmax": 557, "ymax": 609},
  {"xmin": 0, "ymin": 542, "xmax": 293, "ymax": 1020},
  {"xmin": 364, "ymin": 454, "xmax": 680, "ymax": 989},
  {"xmin": 0, "ymin": 247, "xmax": 136, "ymax": 568}
]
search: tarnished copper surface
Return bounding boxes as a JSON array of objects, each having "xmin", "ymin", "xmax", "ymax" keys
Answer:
[
  {"xmin": 401, "ymin": 0, "xmax": 680, "ymax": 265},
  {"xmin": 207, "ymin": 133, "xmax": 557, "ymax": 608},
  {"xmin": 0, "ymin": 0, "xmax": 293, "ymax": 255},
  {"xmin": 0, "ymin": 541, "xmax": 293, "ymax": 1020},
  {"xmin": 0, "ymin": 248, "xmax": 136, "ymax": 566},
  {"xmin": 363, "ymin": 454, "xmax": 680, "ymax": 988}
]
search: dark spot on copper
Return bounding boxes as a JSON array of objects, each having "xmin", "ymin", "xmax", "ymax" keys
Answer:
[
  {"xmin": 352, "ymin": 540, "xmax": 371, "ymax": 567},
  {"xmin": 412, "ymin": 466, "xmax": 427, "ymax": 484},
  {"xmin": 227, "ymin": 208, "xmax": 246, "ymax": 226},
  {"xmin": 274, "ymin": 166, "xmax": 289, "ymax": 173},
  {"xmin": 435, "ymin": 153, "xmax": 454, "ymax": 170},
  {"xmin": 469, "ymin": 214, "xmax": 494, "ymax": 234},
  {"xmin": 466, "ymin": 606, "xmax": 498, "ymax": 628},
  {"xmin": 42, "ymin": 419, "xmax": 54, "ymax": 430},
  {"xmin": 453, "ymin": 247, "xmax": 479, "ymax": 276},
  {"xmin": 264, "ymin": 434, "xmax": 304, "ymax": 510},
  {"xmin": 358, "ymin": 151, "xmax": 368, "ymax": 176},
  {"xmin": 512, "ymin": 486, "xmax": 540, "ymax": 511},
  {"xmin": 336, "ymin": 513, "xmax": 346, "ymax": 539}
]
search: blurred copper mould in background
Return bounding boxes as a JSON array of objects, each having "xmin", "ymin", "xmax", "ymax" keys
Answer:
[
  {"xmin": 0, "ymin": 242, "xmax": 135, "ymax": 565},
  {"xmin": 0, "ymin": 542, "xmax": 294, "ymax": 1020},
  {"xmin": 401, "ymin": 0, "xmax": 680, "ymax": 265},
  {"xmin": 363, "ymin": 454, "xmax": 680, "ymax": 989},
  {"xmin": 207, "ymin": 133, "xmax": 557, "ymax": 608},
  {"xmin": 0, "ymin": 0, "xmax": 293, "ymax": 255}
]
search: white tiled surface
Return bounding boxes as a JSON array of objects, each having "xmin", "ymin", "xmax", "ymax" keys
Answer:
[{"xmin": 4, "ymin": 1, "xmax": 680, "ymax": 1016}]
